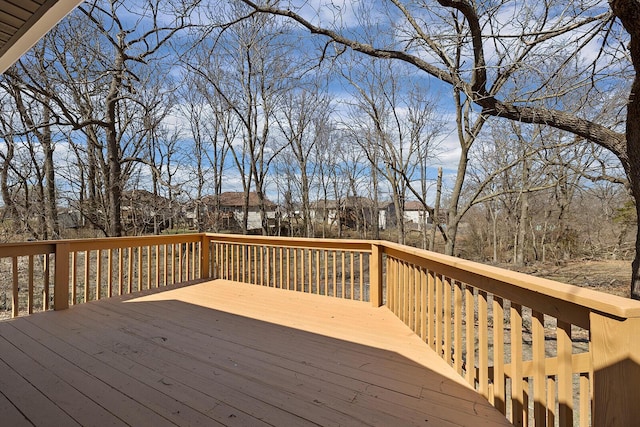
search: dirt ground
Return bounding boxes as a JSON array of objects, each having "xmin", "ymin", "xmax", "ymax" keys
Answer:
[{"xmin": 511, "ymin": 260, "xmax": 631, "ymax": 298}]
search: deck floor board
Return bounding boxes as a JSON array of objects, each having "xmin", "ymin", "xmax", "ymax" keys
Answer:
[{"xmin": 0, "ymin": 280, "xmax": 511, "ymax": 426}]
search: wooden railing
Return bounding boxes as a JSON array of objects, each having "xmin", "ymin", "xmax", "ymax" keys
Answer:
[
  {"xmin": 0, "ymin": 234, "xmax": 207, "ymax": 319},
  {"xmin": 206, "ymin": 234, "xmax": 372, "ymax": 300},
  {"xmin": 1, "ymin": 233, "xmax": 639, "ymax": 426},
  {"xmin": 380, "ymin": 241, "xmax": 630, "ymax": 427}
]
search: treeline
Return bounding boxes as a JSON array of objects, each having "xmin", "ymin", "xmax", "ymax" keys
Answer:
[{"xmin": 0, "ymin": 1, "xmax": 633, "ymax": 267}]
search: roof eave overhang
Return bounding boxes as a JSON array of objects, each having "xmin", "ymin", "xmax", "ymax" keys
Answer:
[{"xmin": 0, "ymin": 0, "xmax": 85, "ymax": 74}]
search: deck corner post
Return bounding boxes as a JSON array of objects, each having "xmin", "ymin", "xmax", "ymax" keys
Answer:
[
  {"xmin": 370, "ymin": 243, "xmax": 383, "ymax": 307},
  {"xmin": 200, "ymin": 234, "xmax": 211, "ymax": 280},
  {"xmin": 590, "ymin": 312, "xmax": 640, "ymax": 426},
  {"xmin": 54, "ymin": 242, "xmax": 70, "ymax": 310}
]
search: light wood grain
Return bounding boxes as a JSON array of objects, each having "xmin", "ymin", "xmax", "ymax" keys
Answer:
[{"xmin": 0, "ymin": 280, "xmax": 510, "ymax": 427}]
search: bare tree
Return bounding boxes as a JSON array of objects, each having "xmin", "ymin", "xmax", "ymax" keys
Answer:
[
  {"xmin": 7, "ymin": 0, "xmax": 200, "ymax": 236},
  {"xmin": 0, "ymin": 70, "xmax": 60, "ymax": 240},
  {"xmin": 190, "ymin": 3, "xmax": 297, "ymax": 234},
  {"xmin": 235, "ymin": 0, "xmax": 640, "ymax": 297},
  {"xmin": 275, "ymin": 86, "xmax": 331, "ymax": 237}
]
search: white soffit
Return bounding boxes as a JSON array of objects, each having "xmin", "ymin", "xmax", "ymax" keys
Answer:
[{"xmin": 0, "ymin": 0, "xmax": 85, "ymax": 74}]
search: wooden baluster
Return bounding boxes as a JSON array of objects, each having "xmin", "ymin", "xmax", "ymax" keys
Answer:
[
  {"xmin": 233, "ymin": 244, "xmax": 238, "ymax": 282},
  {"xmin": 107, "ymin": 249, "xmax": 113, "ymax": 297},
  {"xmin": 478, "ymin": 290, "xmax": 489, "ymax": 398},
  {"xmin": 172, "ymin": 244, "xmax": 178, "ymax": 284},
  {"xmin": 443, "ymin": 276, "xmax": 453, "ymax": 367},
  {"xmin": 493, "ymin": 296, "xmax": 506, "ymax": 414},
  {"xmin": 71, "ymin": 252, "xmax": 77, "ymax": 306},
  {"xmin": 163, "ymin": 244, "xmax": 168, "ymax": 286},
  {"xmin": 359, "ymin": 253, "xmax": 364, "ymax": 301},
  {"xmin": 95, "ymin": 249, "xmax": 102, "ymax": 300},
  {"xmin": 427, "ymin": 270, "xmax": 435, "ymax": 349},
  {"xmin": 547, "ymin": 377, "xmax": 556, "ymax": 427},
  {"xmin": 465, "ymin": 285, "xmax": 475, "ymax": 387},
  {"xmin": 453, "ymin": 280, "xmax": 463, "ymax": 375},
  {"xmin": 511, "ymin": 303, "xmax": 524, "ymax": 426},
  {"xmin": 12, "ymin": 257, "xmax": 18, "ymax": 317},
  {"xmin": 421, "ymin": 268, "xmax": 427, "ymax": 343},
  {"xmin": 414, "ymin": 267, "xmax": 421, "ymax": 336},
  {"xmin": 84, "ymin": 250, "xmax": 90, "ymax": 303},
  {"xmin": 128, "ymin": 247, "xmax": 134, "ymax": 292},
  {"xmin": 294, "ymin": 248, "xmax": 298, "ymax": 291},
  {"xmin": 409, "ymin": 264, "xmax": 416, "ymax": 331},
  {"xmin": 399, "ymin": 261, "xmax": 406, "ymax": 323},
  {"xmin": 28, "ymin": 255, "xmax": 34, "ymax": 314},
  {"xmin": 332, "ymin": 251, "xmax": 337, "ymax": 297},
  {"xmin": 435, "ymin": 273, "xmax": 444, "ymax": 358},
  {"xmin": 557, "ymin": 320, "xmax": 573, "ymax": 427},
  {"xmin": 579, "ymin": 373, "xmax": 589, "ymax": 427},
  {"xmin": 532, "ymin": 310, "xmax": 546, "ymax": 425},
  {"xmin": 390, "ymin": 259, "xmax": 397, "ymax": 314},
  {"xmin": 402, "ymin": 262, "xmax": 409, "ymax": 327},
  {"xmin": 308, "ymin": 248, "xmax": 313, "ymax": 293},
  {"xmin": 135, "ymin": 247, "xmax": 141, "ymax": 291},
  {"xmin": 341, "ymin": 251, "xmax": 346, "ymax": 298},
  {"xmin": 147, "ymin": 246, "xmax": 152, "ymax": 289},
  {"xmin": 315, "ymin": 249, "xmax": 320, "ymax": 294},
  {"xmin": 300, "ymin": 248, "xmax": 305, "ymax": 292},
  {"xmin": 261, "ymin": 245, "xmax": 265, "ymax": 287},
  {"xmin": 178, "ymin": 242, "xmax": 183, "ymax": 283},
  {"xmin": 191, "ymin": 242, "xmax": 196, "ymax": 281},
  {"xmin": 280, "ymin": 247, "xmax": 285, "ymax": 289},
  {"xmin": 155, "ymin": 245, "xmax": 160, "ymax": 287},
  {"xmin": 119, "ymin": 248, "xmax": 124, "ymax": 294},
  {"xmin": 523, "ymin": 378, "xmax": 530, "ymax": 426},
  {"xmin": 350, "ymin": 252, "xmax": 355, "ymax": 300},
  {"xmin": 182, "ymin": 243, "xmax": 187, "ymax": 283},
  {"xmin": 43, "ymin": 254, "xmax": 50, "ymax": 311},
  {"xmin": 323, "ymin": 250, "xmax": 328, "ymax": 296}
]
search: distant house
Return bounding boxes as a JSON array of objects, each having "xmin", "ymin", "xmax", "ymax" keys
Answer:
[
  {"xmin": 186, "ymin": 192, "xmax": 278, "ymax": 232},
  {"xmin": 382, "ymin": 200, "xmax": 433, "ymax": 231},
  {"xmin": 58, "ymin": 208, "xmax": 84, "ymax": 229},
  {"xmin": 310, "ymin": 197, "xmax": 388, "ymax": 230},
  {"xmin": 309, "ymin": 199, "xmax": 339, "ymax": 225},
  {"xmin": 121, "ymin": 190, "xmax": 175, "ymax": 233},
  {"xmin": 403, "ymin": 201, "xmax": 430, "ymax": 231}
]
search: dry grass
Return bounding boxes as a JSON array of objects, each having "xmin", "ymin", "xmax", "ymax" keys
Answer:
[{"xmin": 514, "ymin": 260, "xmax": 631, "ymax": 298}]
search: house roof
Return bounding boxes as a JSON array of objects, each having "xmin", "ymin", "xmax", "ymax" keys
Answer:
[
  {"xmin": 404, "ymin": 201, "xmax": 429, "ymax": 211},
  {"xmin": 202, "ymin": 192, "xmax": 276, "ymax": 209},
  {"xmin": 121, "ymin": 189, "xmax": 170, "ymax": 206},
  {"xmin": 0, "ymin": 0, "xmax": 84, "ymax": 74}
]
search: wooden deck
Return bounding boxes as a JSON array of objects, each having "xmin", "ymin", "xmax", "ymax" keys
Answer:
[{"xmin": 0, "ymin": 280, "xmax": 510, "ymax": 426}]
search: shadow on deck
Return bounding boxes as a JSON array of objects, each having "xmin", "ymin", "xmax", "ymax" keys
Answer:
[{"xmin": 0, "ymin": 279, "xmax": 510, "ymax": 426}]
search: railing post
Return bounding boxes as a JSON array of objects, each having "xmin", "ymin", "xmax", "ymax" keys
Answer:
[
  {"xmin": 54, "ymin": 242, "xmax": 70, "ymax": 311},
  {"xmin": 200, "ymin": 234, "xmax": 210, "ymax": 280},
  {"xmin": 590, "ymin": 312, "xmax": 640, "ymax": 426},
  {"xmin": 370, "ymin": 243, "xmax": 383, "ymax": 307}
]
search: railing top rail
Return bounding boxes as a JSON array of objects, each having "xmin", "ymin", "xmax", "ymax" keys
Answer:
[
  {"xmin": 381, "ymin": 240, "xmax": 640, "ymax": 320},
  {"xmin": 0, "ymin": 233, "xmax": 204, "ymax": 256},
  {"xmin": 206, "ymin": 233, "xmax": 373, "ymax": 252},
  {"xmin": 65, "ymin": 233, "xmax": 203, "ymax": 251},
  {"xmin": 0, "ymin": 241, "xmax": 57, "ymax": 257}
]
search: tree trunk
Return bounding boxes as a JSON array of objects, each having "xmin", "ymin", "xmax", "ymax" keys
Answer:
[
  {"xmin": 105, "ymin": 38, "xmax": 125, "ymax": 237},
  {"xmin": 42, "ymin": 104, "xmax": 59, "ymax": 239},
  {"xmin": 516, "ymin": 158, "xmax": 530, "ymax": 266},
  {"xmin": 371, "ymin": 164, "xmax": 380, "ymax": 240},
  {"xmin": 429, "ymin": 167, "xmax": 442, "ymax": 251},
  {"xmin": 610, "ymin": 0, "xmax": 640, "ymax": 298},
  {"xmin": 627, "ymin": 83, "xmax": 640, "ymax": 297},
  {"xmin": 444, "ymin": 144, "xmax": 470, "ymax": 256}
]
